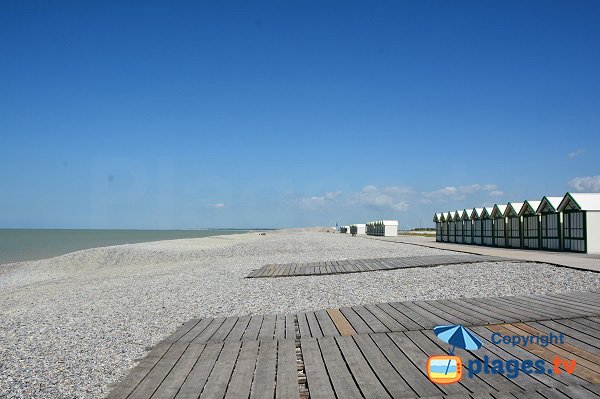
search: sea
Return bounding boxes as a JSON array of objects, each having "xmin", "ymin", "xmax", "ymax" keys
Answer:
[{"xmin": 0, "ymin": 229, "xmax": 250, "ymax": 265}]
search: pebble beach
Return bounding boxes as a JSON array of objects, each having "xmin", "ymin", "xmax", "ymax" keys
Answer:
[{"xmin": 1, "ymin": 230, "xmax": 600, "ymax": 398}]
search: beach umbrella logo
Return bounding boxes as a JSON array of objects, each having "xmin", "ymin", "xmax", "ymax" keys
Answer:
[{"xmin": 426, "ymin": 325, "xmax": 483, "ymax": 384}]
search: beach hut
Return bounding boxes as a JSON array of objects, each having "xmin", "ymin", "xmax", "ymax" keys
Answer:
[
  {"xmin": 471, "ymin": 208, "xmax": 484, "ymax": 245},
  {"xmin": 537, "ymin": 196, "xmax": 563, "ymax": 251},
  {"xmin": 440, "ymin": 213, "xmax": 448, "ymax": 242},
  {"xmin": 447, "ymin": 211, "xmax": 456, "ymax": 242},
  {"xmin": 339, "ymin": 226, "xmax": 349, "ymax": 234},
  {"xmin": 505, "ymin": 202, "xmax": 524, "ymax": 248},
  {"xmin": 520, "ymin": 200, "xmax": 542, "ymax": 249},
  {"xmin": 434, "ymin": 213, "xmax": 442, "ymax": 242},
  {"xmin": 558, "ymin": 193, "xmax": 600, "ymax": 253},
  {"xmin": 453, "ymin": 211, "xmax": 464, "ymax": 243},
  {"xmin": 491, "ymin": 204, "xmax": 507, "ymax": 247},
  {"xmin": 350, "ymin": 223, "xmax": 366, "ymax": 235},
  {"xmin": 462, "ymin": 209, "xmax": 473, "ymax": 244},
  {"xmin": 382, "ymin": 220, "xmax": 399, "ymax": 236},
  {"xmin": 481, "ymin": 207, "xmax": 494, "ymax": 246}
]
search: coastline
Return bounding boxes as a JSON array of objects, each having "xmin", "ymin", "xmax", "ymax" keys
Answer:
[{"xmin": 1, "ymin": 230, "xmax": 599, "ymax": 398}]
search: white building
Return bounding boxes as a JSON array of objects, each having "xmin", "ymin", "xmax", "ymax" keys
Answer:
[
  {"xmin": 491, "ymin": 204, "xmax": 507, "ymax": 247},
  {"xmin": 350, "ymin": 224, "xmax": 366, "ymax": 235},
  {"xmin": 558, "ymin": 193, "xmax": 600, "ymax": 253},
  {"xmin": 471, "ymin": 208, "xmax": 484, "ymax": 245},
  {"xmin": 520, "ymin": 200, "xmax": 542, "ymax": 249},
  {"xmin": 481, "ymin": 206, "xmax": 494, "ymax": 246},
  {"xmin": 463, "ymin": 209, "xmax": 474, "ymax": 244},
  {"xmin": 453, "ymin": 211, "xmax": 464, "ymax": 243},
  {"xmin": 505, "ymin": 202, "xmax": 523, "ymax": 248},
  {"xmin": 537, "ymin": 196, "xmax": 563, "ymax": 250},
  {"xmin": 366, "ymin": 220, "xmax": 398, "ymax": 237},
  {"xmin": 434, "ymin": 213, "xmax": 442, "ymax": 242}
]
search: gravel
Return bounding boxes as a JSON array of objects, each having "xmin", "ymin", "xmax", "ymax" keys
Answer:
[{"xmin": 1, "ymin": 231, "xmax": 599, "ymax": 398}]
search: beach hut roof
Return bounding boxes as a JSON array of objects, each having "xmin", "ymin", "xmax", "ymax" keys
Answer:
[
  {"xmin": 558, "ymin": 193, "xmax": 600, "ymax": 212},
  {"xmin": 382, "ymin": 220, "xmax": 399, "ymax": 225},
  {"xmin": 505, "ymin": 202, "xmax": 524, "ymax": 217},
  {"xmin": 445, "ymin": 212, "xmax": 453, "ymax": 221},
  {"xmin": 433, "ymin": 213, "xmax": 442, "ymax": 222},
  {"xmin": 519, "ymin": 200, "xmax": 542, "ymax": 216},
  {"xmin": 536, "ymin": 196, "xmax": 563, "ymax": 213},
  {"xmin": 491, "ymin": 204, "xmax": 507, "ymax": 218},
  {"xmin": 482, "ymin": 206, "xmax": 494, "ymax": 218},
  {"xmin": 461, "ymin": 209, "xmax": 472, "ymax": 220},
  {"xmin": 471, "ymin": 208, "xmax": 484, "ymax": 219},
  {"xmin": 453, "ymin": 210, "xmax": 461, "ymax": 220}
]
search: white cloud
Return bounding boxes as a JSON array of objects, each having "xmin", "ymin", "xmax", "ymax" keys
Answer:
[
  {"xmin": 567, "ymin": 148, "xmax": 586, "ymax": 159},
  {"xmin": 422, "ymin": 183, "xmax": 501, "ymax": 201},
  {"xmin": 569, "ymin": 176, "xmax": 600, "ymax": 192},
  {"xmin": 210, "ymin": 203, "xmax": 225, "ymax": 208},
  {"xmin": 349, "ymin": 185, "xmax": 412, "ymax": 211}
]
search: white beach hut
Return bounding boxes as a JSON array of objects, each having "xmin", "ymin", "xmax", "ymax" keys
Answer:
[
  {"xmin": 558, "ymin": 193, "xmax": 600, "ymax": 253},
  {"xmin": 471, "ymin": 208, "xmax": 484, "ymax": 245},
  {"xmin": 453, "ymin": 211, "xmax": 464, "ymax": 243},
  {"xmin": 462, "ymin": 209, "xmax": 473, "ymax": 244},
  {"xmin": 440, "ymin": 214, "xmax": 448, "ymax": 242},
  {"xmin": 520, "ymin": 200, "xmax": 542, "ymax": 249},
  {"xmin": 350, "ymin": 224, "xmax": 366, "ymax": 235},
  {"xmin": 491, "ymin": 204, "xmax": 507, "ymax": 247},
  {"xmin": 382, "ymin": 220, "xmax": 398, "ymax": 236},
  {"xmin": 434, "ymin": 213, "xmax": 442, "ymax": 242},
  {"xmin": 537, "ymin": 196, "xmax": 563, "ymax": 251},
  {"xmin": 505, "ymin": 202, "xmax": 523, "ymax": 248},
  {"xmin": 481, "ymin": 206, "xmax": 494, "ymax": 246},
  {"xmin": 447, "ymin": 211, "xmax": 456, "ymax": 242}
]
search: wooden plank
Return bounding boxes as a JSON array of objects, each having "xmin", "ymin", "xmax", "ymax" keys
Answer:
[
  {"xmin": 334, "ymin": 335, "xmax": 391, "ymax": 398},
  {"xmin": 107, "ymin": 343, "xmax": 173, "ymax": 399},
  {"xmin": 176, "ymin": 342, "xmax": 224, "ymax": 399},
  {"xmin": 276, "ymin": 339, "xmax": 299, "ymax": 399},
  {"xmin": 250, "ymin": 340, "xmax": 277, "ymax": 399},
  {"xmin": 199, "ymin": 341, "xmax": 242, "ymax": 399},
  {"xmin": 430, "ymin": 299, "xmax": 500, "ymax": 325},
  {"xmin": 318, "ymin": 336, "xmax": 363, "ymax": 398},
  {"xmin": 363, "ymin": 304, "xmax": 407, "ymax": 332},
  {"xmin": 224, "ymin": 316, "xmax": 251, "ymax": 342},
  {"xmin": 241, "ymin": 315, "xmax": 264, "ymax": 341},
  {"xmin": 352, "ymin": 334, "xmax": 416, "ymax": 398},
  {"xmin": 385, "ymin": 332, "xmax": 466, "ymax": 396},
  {"xmin": 340, "ymin": 307, "xmax": 373, "ymax": 334},
  {"xmin": 274, "ymin": 314, "xmax": 286, "ymax": 340},
  {"xmin": 129, "ymin": 342, "xmax": 189, "ymax": 399},
  {"xmin": 327, "ymin": 308, "xmax": 356, "ymax": 336},
  {"xmin": 225, "ymin": 340, "xmax": 260, "ymax": 399},
  {"xmin": 375, "ymin": 302, "xmax": 423, "ymax": 330},
  {"xmin": 539, "ymin": 319, "xmax": 600, "ymax": 349},
  {"xmin": 414, "ymin": 300, "xmax": 474, "ymax": 325},
  {"xmin": 163, "ymin": 319, "xmax": 202, "ymax": 344},
  {"xmin": 314, "ymin": 309, "xmax": 339, "ymax": 336},
  {"xmin": 305, "ymin": 311, "xmax": 323, "ymax": 338},
  {"xmin": 461, "ymin": 297, "xmax": 531, "ymax": 323},
  {"xmin": 297, "ymin": 313, "xmax": 311, "ymax": 338},
  {"xmin": 388, "ymin": 301, "xmax": 437, "ymax": 329},
  {"xmin": 178, "ymin": 318, "xmax": 214, "ymax": 343},
  {"xmin": 258, "ymin": 314, "xmax": 277, "ymax": 340},
  {"xmin": 522, "ymin": 295, "xmax": 599, "ymax": 317},
  {"xmin": 445, "ymin": 298, "xmax": 509, "ymax": 324},
  {"xmin": 151, "ymin": 343, "xmax": 206, "ymax": 399},
  {"xmin": 301, "ymin": 338, "xmax": 335, "ymax": 399},
  {"xmin": 526, "ymin": 320, "xmax": 600, "ymax": 358},
  {"xmin": 191, "ymin": 317, "xmax": 227, "ymax": 344},
  {"xmin": 209, "ymin": 317, "xmax": 239, "ymax": 343},
  {"xmin": 286, "ymin": 315, "xmax": 296, "ymax": 340},
  {"xmin": 400, "ymin": 301, "xmax": 453, "ymax": 326},
  {"xmin": 352, "ymin": 305, "xmax": 390, "ymax": 333},
  {"xmin": 557, "ymin": 385, "xmax": 600, "ymax": 399}
]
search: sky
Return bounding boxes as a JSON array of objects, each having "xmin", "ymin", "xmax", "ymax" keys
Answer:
[{"xmin": 1, "ymin": 1, "xmax": 599, "ymax": 229}]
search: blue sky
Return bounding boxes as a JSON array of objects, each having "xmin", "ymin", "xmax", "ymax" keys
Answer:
[{"xmin": 1, "ymin": 1, "xmax": 599, "ymax": 229}]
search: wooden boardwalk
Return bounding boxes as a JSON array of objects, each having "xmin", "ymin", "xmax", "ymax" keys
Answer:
[
  {"xmin": 246, "ymin": 254, "xmax": 512, "ymax": 278},
  {"xmin": 108, "ymin": 291, "xmax": 600, "ymax": 398}
]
